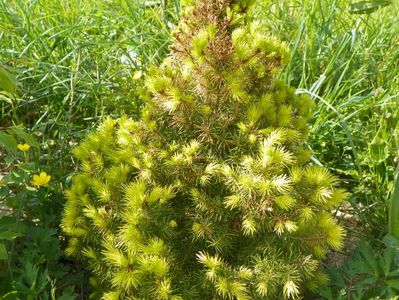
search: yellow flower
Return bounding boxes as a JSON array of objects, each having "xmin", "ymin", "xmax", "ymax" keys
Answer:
[
  {"xmin": 17, "ymin": 143, "xmax": 30, "ymax": 152},
  {"xmin": 32, "ymin": 172, "xmax": 51, "ymax": 187}
]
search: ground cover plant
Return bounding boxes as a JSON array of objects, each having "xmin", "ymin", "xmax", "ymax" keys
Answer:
[{"xmin": 0, "ymin": 0, "xmax": 398, "ymax": 299}]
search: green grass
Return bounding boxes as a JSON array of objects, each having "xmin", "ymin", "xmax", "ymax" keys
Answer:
[
  {"xmin": 0, "ymin": 0, "xmax": 178, "ymax": 129},
  {"xmin": 0, "ymin": 0, "xmax": 398, "ymax": 298}
]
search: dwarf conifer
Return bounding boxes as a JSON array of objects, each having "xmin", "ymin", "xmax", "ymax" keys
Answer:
[{"xmin": 62, "ymin": 0, "xmax": 348, "ymax": 298}]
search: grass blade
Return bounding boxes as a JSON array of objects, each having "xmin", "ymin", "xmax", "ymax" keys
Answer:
[{"xmin": 389, "ymin": 163, "xmax": 399, "ymax": 238}]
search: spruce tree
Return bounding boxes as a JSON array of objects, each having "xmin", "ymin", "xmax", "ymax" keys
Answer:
[{"xmin": 62, "ymin": 0, "xmax": 348, "ymax": 298}]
